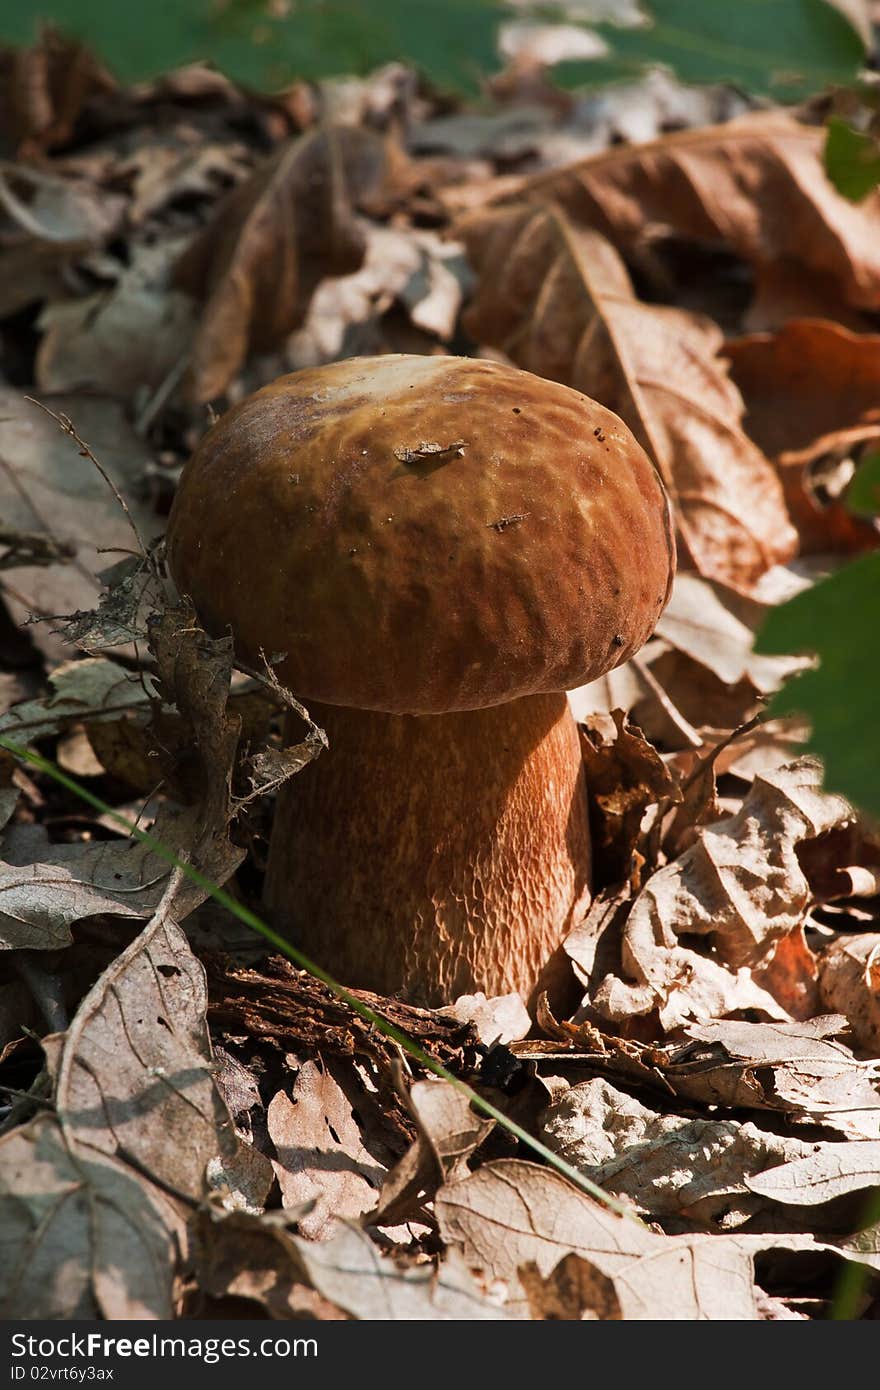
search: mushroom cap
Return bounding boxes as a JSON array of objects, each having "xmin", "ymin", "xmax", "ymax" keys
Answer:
[{"xmin": 166, "ymin": 355, "xmax": 675, "ymax": 714}]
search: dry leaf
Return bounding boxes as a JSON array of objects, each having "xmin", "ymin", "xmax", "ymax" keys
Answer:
[
  {"xmin": 591, "ymin": 760, "xmax": 854, "ymax": 1029},
  {"xmin": 519, "ymin": 1253, "xmax": 622, "ymax": 1320},
  {"xmin": 540, "ymin": 1076, "xmax": 816, "ymax": 1227},
  {"xmin": 580, "ymin": 708, "xmax": 677, "ymax": 886},
  {"xmin": 0, "ymin": 657, "xmax": 152, "ymax": 746},
  {"xmin": 0, "ymin": 389, "xmax": 159, "ymax": 663},
  {"xmin": 197, "ymin": 1207, "xmax": 508, "ymax": 1320},
  {"xmin": 435, "ymin": 1158, "xmax": 759, "ymax": 1319},
  {"xmin": 174, "ymin": 125, "xmax": 388, "ymax": 400},
  {"xmin": 35, "ymin": 241, "xmax": 196, "ymax": 398},
  {"xmin": 819, "ymin": 935, "xmax": 880, "ymax": 1054},
  {"xmin": 0, "ymin": 30, "xmax": 114, "ymax": 155},
  {"xmin": 0, "ymin": 165, "xmax": 125, "ymax": 318},
  {"xmin": 0, "ymin": 808, "xmax": 203, "ymax": 951},
  {"xmin": 460, "ymin": 203, "xmax": 796, "ymax": 588},
  {"xmin": 447, "ymin": 991, "xmax": 531, "ymax": 1046},
  {"xmin": 375, "ymin": 1078, "xmax": 494, "ymax": 1227},
  {"xmin": 0, "ymin": 1114, "xmax": 182, "ymax": 1319},
  {"xmin": 522, "ymin": 111, "xmax": 880, "ymax": 313},
  {"xmin": 268, "ymin": 1059, "xmax": 387, "ymax": 1238},
  {"xmin": 47, "ymin": 903, "xmax": 273, "ymax": 1208},
  {"xmin": 727, "ymin": 319, "xmax": 880, "ymax": 554},
  {"xmin": 746, "ymin": 1142, "xmax": 880, "ymax": 1206}
]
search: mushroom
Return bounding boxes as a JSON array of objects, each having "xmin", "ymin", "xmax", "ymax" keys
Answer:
[{"xmin": 166, "ymin": 355, "xmax": 674, "ymax": 1008}]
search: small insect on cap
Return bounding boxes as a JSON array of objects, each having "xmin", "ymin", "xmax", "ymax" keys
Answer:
[{"xmin": 166, "ymin": 354, "xmax": 675, "ymax": 714}]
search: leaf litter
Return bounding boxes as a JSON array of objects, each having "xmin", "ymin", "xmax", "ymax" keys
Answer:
[{"xmin": 0, "ymin": 29, "xmax": 879, "ymax": 1322}]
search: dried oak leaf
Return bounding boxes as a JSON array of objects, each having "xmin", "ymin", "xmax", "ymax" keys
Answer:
[
  {"xmin": 195, "ymin": 1206, "xmax": 508, "ymax": 1320},
  {"xmin": 435, "ymin": 1157, "xmax": 761, "ymax": 1319},
  {"xmin": 580, "ymin": 708, "xmax": 678, "ymax": 888},
  {"xmin": 591, "ymin": 759, "xmax": 854, "ymax": 1031},
  {"xmin": 374, "ymin": 1078, "xmax": 495, "ymax": 1228},
  {"xmin": 460, "ymin": 203, "xmax": 796, "ymax": 589},
  {"xmin": 520, "ymin": 111, "xmax": 880, "ymax": 314},
  {"xmin": 819, "ymin": 934, "xmax": 880, "ymax": 1055},
  {"xmin": 0, "ymin": 388, "xmax": 159, "ymax": 665},
  {"xmin": 174, "ymin": 125, "xmax": 388, "ymax": 401},
  {"xmin": 45, "ymin": 902, "xmax": 273, "ymax": 1209},
  {"xmin": 726, "ymin": 319, "xmax": 880, "ymax": 555},
  {"xmin": 268, "ymin": 1058, "xmax": 388, "ymax": 1239},
  {"xmin": 0, "ymin": 1114, "xmax": 183, "ymax": 1319},
  {"xmin": 539, "ymin": 1076, "xmax": 818, "ymax": 1228}
]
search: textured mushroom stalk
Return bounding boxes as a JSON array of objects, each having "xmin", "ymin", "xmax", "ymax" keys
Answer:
[{"xmin": 265, "ymin": 693, "xmax": 590, "ymax": 1009}]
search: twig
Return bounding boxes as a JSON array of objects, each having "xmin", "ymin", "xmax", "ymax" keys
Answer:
[
  {"xmin": 630, "ymin": 651, "xmax": 702, "ymax": 748},
  {"xmin": 24, "ymin": 398, "xmax": 150, "ymax": 560}
]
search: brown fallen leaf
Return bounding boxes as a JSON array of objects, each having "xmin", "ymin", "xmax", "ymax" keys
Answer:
[
  {"xmin": 374, "ymin": 1078, "xmax": 494, "ymax": 1227},
  {"xmin": 580, "ymin": 708, "xmax": 678, "ymax": 887},
  {"xmin": 539, "ymin": 1075, "xmax": 817, "ymax": 1228},
  {"xmin": 726, "ymin": 319, "xmax": 880, "ymax": 554},
  {"xmin": 0, "ymin": 164, "xmax": 126, "ymax": 319},
  {"xmin": 0, "ymin": 1114, "xmax": 183, "ymax": 1319},
  {"xmin": 174, "ymin": 125, "xmax": 388, "ymax": 401},
  {"xmin": 196, "ymin": 1206, "xmax": 509, "ymax": 1320},
  {"xmin": 0, "ymin": 389, "xmax": 160, "ymax": 664},
  {"xmin": 590, "ymin": 759, "xmax": 854, "ymax": 1030},
  {"xmin": 435, "ymin": 1157, "xmax": 760, "ymax": 1319},
  {"xmin": 819, "ymin": 935, "xmax": 880, "ymax": 1055},
  {"xmin": 681, "ymin": 1017, "xmax": 880, "ymax": 1137},
  {"xmin": 268, "ymin": 1058, "xmax": 388, "ymax": 1238},
  {"xmin": 746, "ymin": 1142, "xmax": 880, "ymax": 1207},
  {"xmin": 460, "ymin": 203, "xmax": 796, "ymax": 589},
  {"xmin": 0, "ymin": 29, "xmax": 115, "ymax": 155},
  {"xmin": 43, "ymin": 901, "xmax": 273, "ymax": 1209},
  {"xmin": 520, "ymin": 111, "xmax": 880, "ymax": 314},
  {"xmin": 35, "ymin": 241, "xmax": 196, "ymax": 398}
]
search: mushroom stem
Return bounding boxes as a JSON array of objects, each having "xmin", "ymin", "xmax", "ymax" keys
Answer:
[{"xmin": 264, "ymin": 692, "xmax": 591, "ymax": 1010}]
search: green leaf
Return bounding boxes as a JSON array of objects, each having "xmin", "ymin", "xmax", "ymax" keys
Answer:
[
  {"xmin": 755, "ymin": 553, "xmax": 880, "ymax": 819},
  {"xmin": 0, "ymin": 0, "xmax": 503, "ymax": 95},
  {"xmin": 825, "ymin": 116, "xmax": 880, "ymax": 200},
  {"xmin": 846, "ymin": 452, "xmax": 880, "ymax": 517},
  {"xmin": 552, "ymin": 0, "xmax": 866, "ymax": 101}
]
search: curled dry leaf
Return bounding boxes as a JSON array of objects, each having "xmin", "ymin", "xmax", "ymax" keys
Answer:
[
  {"xmin": 539, "ymin": 1076, "xmax": 818, "ymax": 1228},
  {"xmin": 521, "ymin": 111, "xmax": 880, "ymax": 314},
  {"xmin": 590, "ymin": 759, "xmax": 854, "ymax": 1029},
  {"xmin": 726, "ymin": 319, "xmax": 880, "ymax": 555},
  {"xmin": 174, "ymin": 125, "xmax": 388, "ymax": 401},
  {"xmin": 819, "ymin": 935, "xmax": 880, "ymax": 1054},
  {"xmin": 580, "ymin": 707, "xmax": 678, "ymax": 887},
  {"xmin": 46, "ymin": 902, "xmax": 273, "ymax": 1209},
  {"xmin": 460, "ymin": 203, "xmax": 796, "ymax": 589},
  {"xmin": 0, "ymin": 1114, "xmax": 183, "ymax": 1319},
  {"xmin": 374, "ymin": 1078, "xmax": 494, "ymax": 1227},
  {"xmin": 196, "ymin": 1207, "xmax": 508, "ymax": 1321},
  {"xmin": 681, "ymin": 1018, "xmax": 880, "ymax": 1138}
]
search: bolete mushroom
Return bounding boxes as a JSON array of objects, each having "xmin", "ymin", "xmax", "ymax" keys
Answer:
[{"xmin": 167, "ymin": 355, "xmax": 674, "ymax": 1008}]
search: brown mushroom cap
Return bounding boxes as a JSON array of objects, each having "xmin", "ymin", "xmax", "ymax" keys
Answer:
[{"xmin": 167, "ymin": 355, "xmax": 674, "ymax": 714}]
